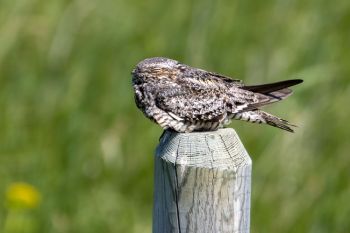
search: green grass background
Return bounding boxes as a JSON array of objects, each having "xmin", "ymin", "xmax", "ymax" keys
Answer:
[{"xmin": 1, "ymin": 0, "xmax": 349, "ymax": 232}]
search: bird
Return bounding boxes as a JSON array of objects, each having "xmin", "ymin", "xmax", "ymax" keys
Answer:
[{"xmin": 132, "ymin": 57, "xmax": 303, "ymax": 133}]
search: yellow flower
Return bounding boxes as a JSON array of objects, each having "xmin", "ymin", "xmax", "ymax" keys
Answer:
[{"xmin": 6, "ymin": 182, "xmax": 41, "ymax": 209}]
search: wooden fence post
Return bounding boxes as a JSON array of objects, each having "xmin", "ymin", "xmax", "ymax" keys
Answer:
[{"xmin": 153, "ymin": 128, "xmax": 252, "ymax": 233}]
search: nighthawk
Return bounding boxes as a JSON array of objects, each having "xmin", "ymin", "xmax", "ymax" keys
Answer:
[{"xmin": 132, "ymin": 57, "xmax": 303, "ymax": 133}]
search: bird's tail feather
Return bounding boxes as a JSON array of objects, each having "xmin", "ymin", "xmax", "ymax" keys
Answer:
[
  {"xmin": 231, "ymin": 110, "xmax": 296, "ymax": 132},
  {"xmin": 260, "ymin": 111, "xmax": 296, "ymax": 132}
]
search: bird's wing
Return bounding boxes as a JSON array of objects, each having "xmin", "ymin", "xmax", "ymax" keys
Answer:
[
  {"xmin": 181, "ymin": 67, "xmax": 244, "ymax": 87},
  {"xmin": 156, "ymin": 69, "xmax": 271, "ymax": 120},
  {"xmin": 241, "ymin": 79, "xmax": 303, "ymax": 94},
  {"xmin": 207, "ymin": 71, "xmax": 244, "ymax": 85},
  {"xmin": 159, "ymin": 67, "xmax": 299, "ymax": 120},
  {"xmin": 238, "ymin": 79, "xmax": 303, "ymax": 108},
  {"xmin": 155, "ymin": 84, "xmax": 228, "ymax": 122}
]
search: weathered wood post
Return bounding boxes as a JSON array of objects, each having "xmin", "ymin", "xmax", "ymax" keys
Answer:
[{"xmin": 153, "ymin": 128, "xmax": 252, "ymax": 233}]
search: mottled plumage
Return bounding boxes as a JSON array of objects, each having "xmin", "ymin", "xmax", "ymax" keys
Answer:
[{"xmin": 132, "ymin": 57, "xmax": 303, "ymax": 133}]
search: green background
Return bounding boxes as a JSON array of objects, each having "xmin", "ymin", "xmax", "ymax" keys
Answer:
[{"xmin": 1, "ymin": 0, "xmax": 349, "ymax": 232}]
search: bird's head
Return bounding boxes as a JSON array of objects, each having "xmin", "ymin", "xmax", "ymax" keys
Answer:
[{"xmin": 132, "ymin": 57, "xmax": 181, "ymax": 82}]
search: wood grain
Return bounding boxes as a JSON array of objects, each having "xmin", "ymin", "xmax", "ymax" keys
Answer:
[{"xmin": 153, "ymin": 128, "xmax": 252, "ymax": 233}]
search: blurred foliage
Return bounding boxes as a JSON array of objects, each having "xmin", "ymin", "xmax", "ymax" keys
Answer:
[{"xmin": 0, "ymin": 0, "xmax": 349, "ymax": 232}]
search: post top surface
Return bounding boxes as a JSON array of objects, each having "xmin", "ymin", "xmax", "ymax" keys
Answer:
[{"xmin": 156, "ymin": 128, "xmax": 251, "ymax": 168}]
